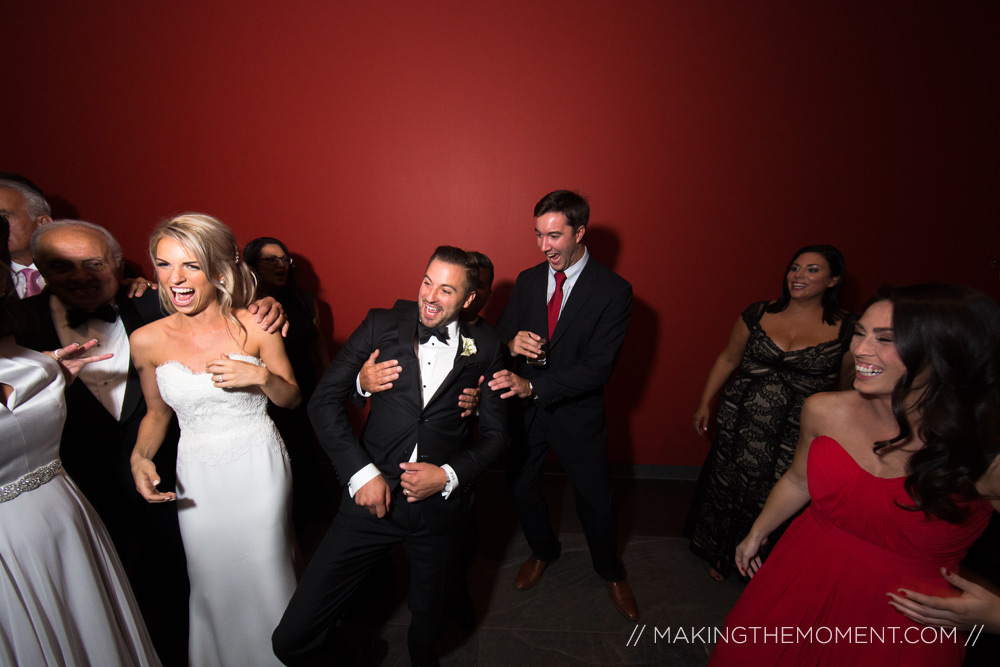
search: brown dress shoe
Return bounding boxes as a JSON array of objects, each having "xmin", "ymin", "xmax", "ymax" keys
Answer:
[
  {"xmin": 607, "ymin": 580, "xmax": 639, "ymax": 620},
  {"xmin": 514, "ymin": 556, "xmax": 550, "ymax": 590}
]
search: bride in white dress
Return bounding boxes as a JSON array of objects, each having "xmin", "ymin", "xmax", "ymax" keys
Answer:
[{"xmin": 129, "ymin": 214, "xmax": 299, "ymax": 667}]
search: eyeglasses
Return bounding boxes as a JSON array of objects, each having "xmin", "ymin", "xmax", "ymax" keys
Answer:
[{"xmin": 259, "ymin": 255, "xmax": 294, "ymax": 267}]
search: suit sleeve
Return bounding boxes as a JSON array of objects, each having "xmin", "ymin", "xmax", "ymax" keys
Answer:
[
  {"xmin": 494, "ymin": 280, "xmax": 521, "ymax": 343},
  {"xmin": 532, "ymin": 278, "xmax": 632, "ymax": 408},
  {"xmin": 308, "ymin": 310, "xmax": 380, "ymax": 485},
  {"xmin": 440, "ymin": 335, "xmax": 509, "ymax": 486}
]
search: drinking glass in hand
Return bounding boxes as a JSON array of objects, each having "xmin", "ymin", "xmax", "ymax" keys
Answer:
[{"xmin": 526, "ymin": 338, "xmax": 547, "ymax": 366}]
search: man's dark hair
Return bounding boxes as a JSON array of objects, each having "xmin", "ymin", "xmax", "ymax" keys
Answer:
[
  {"xmin": 533, "ymin": 190, "xmax": 589, "ymax": 230},
  {"xmin": 468, "ymin": 250, "xmax": 494, "ymax": 274},
  {"xmin": 428, "ymin": 245, "xmax": 478, "ymax": 294}
]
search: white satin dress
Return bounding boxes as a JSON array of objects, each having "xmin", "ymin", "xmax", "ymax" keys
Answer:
[{"xmin": 0, "ymin": 338, "xmax": 160, "ymax": 666}]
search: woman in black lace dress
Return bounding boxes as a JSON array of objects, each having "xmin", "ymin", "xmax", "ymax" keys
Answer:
[{"xmin": 688, "ymin": 245, "xmax": 855, "ymax": 580}]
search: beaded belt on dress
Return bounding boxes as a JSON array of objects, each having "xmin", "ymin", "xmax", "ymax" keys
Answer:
[{"xmin": 0, "ymin": 459, "xmax": 62, "ymax": 503}]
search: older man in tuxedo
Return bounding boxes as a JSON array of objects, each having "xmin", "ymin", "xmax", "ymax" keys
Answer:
[
  {"xmin": 18, "ymin": 218, "xmax": 286, "ymax": 665},
  {"xmin": 273, "ymin": 246, "xmax": 509, "ymax": 667},
  {"xmin": 488, "ymin": 189, "xmax": 638, "ymax": 620}
]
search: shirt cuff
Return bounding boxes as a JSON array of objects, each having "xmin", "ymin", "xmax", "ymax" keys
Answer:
[
  {"xmin": 347, "ymin": 463, "xmax": 380, "ymax": 498},
  {"xmin": 440, "ymin": 464, "xmax": 459, "ymax": 499},
  {"xmin": 355, "ymin": 373, "xmax": 372, "ymax": 398}
]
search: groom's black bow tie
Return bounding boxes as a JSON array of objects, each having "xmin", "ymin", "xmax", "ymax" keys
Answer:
[
  {"xmin": 67, "ymin": 304, "xmax": 118, "ymax": 329},
  {"xmin": 417, "ymin": 322, "xmax": 450, "ymax": 345}
]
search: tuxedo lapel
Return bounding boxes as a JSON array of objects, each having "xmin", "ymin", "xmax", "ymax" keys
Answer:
[
  {"xmin": 113, "ymin": 290, "xmax": 148, "ymax": 425},
  {"xmin": 527, "ymin": 263, "xmax": 549, "ymax": 339},
  {"xmin": 21, "ymin": 291, "xmax": 62, "ymax": 351},
  {"xmin": 549, "ymin": 260, "xmax": 598, "ymax": 347},
  {"xmin": 395, "ymin": 306, "xmax": 424, "ymax": 407}
]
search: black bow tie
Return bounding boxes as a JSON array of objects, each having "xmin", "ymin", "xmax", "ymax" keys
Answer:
[
  {"xmin": 417, "ymin": 322, "xmax": 450, "ymax": 345},
  {"xmin": 66, "ymin": 304, "xmax": 118, "ymax": 329}
]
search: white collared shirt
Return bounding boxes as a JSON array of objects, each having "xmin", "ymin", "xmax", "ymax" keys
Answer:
[
  {"xmin": 348, "ymin": 319, "xmax": 460, "ymax": 498},
  {"xmin": 547, "ymin": 246, "xmax": 589, "ymax": 319},
  {"xmin": 50, "ymin": 295, "xmax": 130, "ymax": 421}
]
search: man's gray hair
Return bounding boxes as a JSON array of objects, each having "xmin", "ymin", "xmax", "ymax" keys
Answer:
[
  {"xmin": 0, "ymin": 178, "xmax": 52, "ymax": 220},
  {"xmin": 31, "ymin": 219, "xmax": 124, "ymax": 267}
]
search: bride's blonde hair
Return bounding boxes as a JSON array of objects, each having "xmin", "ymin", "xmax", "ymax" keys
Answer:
[{"xmin": 149, "ymin": 213, "xmax": 257, "ymax": 335}]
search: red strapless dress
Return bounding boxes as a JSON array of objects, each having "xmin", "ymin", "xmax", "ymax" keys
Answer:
[{"xmin": 710, "ymin": 436, "xmax": 993, "ymax": 666}]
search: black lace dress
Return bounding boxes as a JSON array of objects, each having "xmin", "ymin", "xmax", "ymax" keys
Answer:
[{"xmin": 688, "ymin": 301, "xmax": 855, "ymax": 578}]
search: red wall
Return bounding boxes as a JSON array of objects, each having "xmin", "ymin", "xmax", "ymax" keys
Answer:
[{"xmin": 4, "ymin": 2, "xmax": 997, "ymax": 466}]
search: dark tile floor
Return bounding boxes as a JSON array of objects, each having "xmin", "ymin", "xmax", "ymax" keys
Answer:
[{"xmin": 312, "ymin": 468, "xmax": 747, "ymax": 666}]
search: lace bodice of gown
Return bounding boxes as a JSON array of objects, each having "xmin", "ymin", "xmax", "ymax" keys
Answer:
[
  {"xmin": 738, "ymin": 301, "xmax": 854, "ymax": 392},
  {"xmin": 156, "ymin": 355, "xmax": 286, "ymax": 466}
]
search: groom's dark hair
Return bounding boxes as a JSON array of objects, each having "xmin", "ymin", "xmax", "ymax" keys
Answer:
[{"xmin": 427, "ymin": 245, "xmax": 478, "ymax": 294}]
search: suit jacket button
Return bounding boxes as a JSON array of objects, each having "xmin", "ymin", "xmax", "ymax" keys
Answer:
[{"xmin": 418, "ymin": 417, "xmax": 426, "ymax": 424}]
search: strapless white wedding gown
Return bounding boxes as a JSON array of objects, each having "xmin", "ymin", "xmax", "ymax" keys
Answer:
[{"xmin": 156, "ymin": 356, "xmax": 295, "ymax": 667}]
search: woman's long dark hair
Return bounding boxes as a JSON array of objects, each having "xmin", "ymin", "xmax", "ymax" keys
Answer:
[
  {"xmin": 873, "ymin": 283, "xmax": 1000, "ymax": 523},
  {"xmin": 764, "ymin": 244, "xmax": 846, "ymax": 324}
]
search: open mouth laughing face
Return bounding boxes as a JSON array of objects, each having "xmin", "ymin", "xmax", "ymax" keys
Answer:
[{"xmin": 154, "ymin": 237, "xmax": 218, "ymax": 315}]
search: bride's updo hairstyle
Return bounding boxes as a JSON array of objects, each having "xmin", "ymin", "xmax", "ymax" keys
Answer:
[{"xmin": 149, "ymin": 213, "xmax": 257, "ymax": 330}]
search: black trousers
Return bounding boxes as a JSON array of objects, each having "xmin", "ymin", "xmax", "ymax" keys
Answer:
[
  {"xmin": 272, "ymin": 487, "xmax": 461, "ymax": 666},
  {"xmin": 508, "ymin": 409, "xmax": 625, "ymax": 582}
]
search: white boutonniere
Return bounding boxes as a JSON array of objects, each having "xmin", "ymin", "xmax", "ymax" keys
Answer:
[{"xmin": 460, "ymin": 336, "xmax": 477, "ymax": 357}]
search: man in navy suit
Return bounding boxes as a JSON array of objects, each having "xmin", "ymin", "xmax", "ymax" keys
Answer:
[
  {"xmin": 488, "ymin": 190, "xmax": 638, "ymax": 620},
  {"xmin": 273, "ymin": 246, "xmax": 509, "ymax": 667}
]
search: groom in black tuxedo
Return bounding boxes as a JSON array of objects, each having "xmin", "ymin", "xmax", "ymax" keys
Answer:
[{"xmin": 273, "ymin": 246, "xmax": 509, "ymax": 667}]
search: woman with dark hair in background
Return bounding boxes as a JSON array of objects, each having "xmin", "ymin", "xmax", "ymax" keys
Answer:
[
  {"xmin": 244, "ymin": 237, "xmax": 331, "ymax": 532},
  {"xmin": 712, "ymin": 284, "xmax": 1000, "ymax": 665},
  {"xmin": 0, "ymin": 216, "xmax": 160, "ymax": 666},
  {"xmin": 688, "ymin": 245, "xmax": 855, "ymax": 580},
  {"xmin": 243, "ymin": 237, "xmax": 329, "ymax": 397}
]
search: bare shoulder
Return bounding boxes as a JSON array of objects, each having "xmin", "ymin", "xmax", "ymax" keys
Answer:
[
  {"xmin": 233, "ymin": 308, "xmax": 272, "ymax": 352},
  {"xmin": 129, "ymin": 316, "xmax": 176, "ymax": 366},
  {"xmin": 130, "ymin": 316, "xmax": 171, "ymax": 350},
  {"xmin": 802, "ymin": 390, "xmax": 859, "ymax": 430}
]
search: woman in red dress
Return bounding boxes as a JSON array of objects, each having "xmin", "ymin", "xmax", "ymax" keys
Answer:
[{"xmin": 710, "ymin": 283, "xmax": 1000, "ymax": 666}]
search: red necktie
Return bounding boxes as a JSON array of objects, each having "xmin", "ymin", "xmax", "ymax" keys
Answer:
[
  {"xmin": 20, "ymin": 267, "xmax": 42, "ymax": 297},
  {"xmin": 547, "ymin": 270, "xmax": 566, "ymax": 339}
]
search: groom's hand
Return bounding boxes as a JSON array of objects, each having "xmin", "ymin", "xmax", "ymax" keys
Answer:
[
  {"xmin": 399, "ymin": 462, "xmax": 447, "ymax": 502},
  {"xmin": 355, "ymin": 475, "xmax": 392, "ymax": 518}
]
